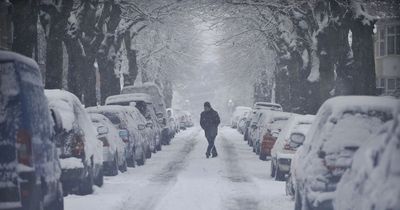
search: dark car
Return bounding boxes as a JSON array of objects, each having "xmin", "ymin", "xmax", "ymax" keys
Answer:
[
  {"xmin": 0, "ymin": 51, "xmax": 63, "ymax": 210},
  {"xmin": 46, "ymin": 89, "xmax": 104, "ymax": 196}
]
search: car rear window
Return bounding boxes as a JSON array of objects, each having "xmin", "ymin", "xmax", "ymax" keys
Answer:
[
  {"xmin": 101, "ymin": 112, "xmax": 122, "ymax": 125},
  {"xmin": 322, "ymin": 112, "xmax": 388, "ymax": 153}
]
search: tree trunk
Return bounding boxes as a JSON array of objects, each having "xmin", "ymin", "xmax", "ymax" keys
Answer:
[
  {"xmin": 40, "ymin": 0, "xmax": 73, "ymax": 89},
  {"xmin": 350, "ymin": 18, "xmax": 376, "ymax": 95},
  {"xmin": 10, "ymin": 0, "xmax": 38, "ymax": 57},
  {"xmin": 123, "ymin": 32, "xmax": 139, "ymax": 86}
]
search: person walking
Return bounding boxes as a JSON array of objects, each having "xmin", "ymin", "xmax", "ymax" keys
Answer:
[{"xmin": 200, "ymin": 102, "xmax": 221, "ymax": 158}]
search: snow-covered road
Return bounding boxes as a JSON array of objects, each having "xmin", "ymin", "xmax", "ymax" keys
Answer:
[{"xmin": 65, "ymin": 127, "xmax": 293, "ymax": 210}]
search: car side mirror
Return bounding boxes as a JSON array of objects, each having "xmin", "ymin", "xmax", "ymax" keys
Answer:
[
  {"xmin": 145, "ymin": 122, "xmax": 153, "ymax": 129},
  {"xmin": 272, "ymin": 131, "xmax": 279, "ymax": 138},
  {"xmin": 251, "ymin": 124, "xmax": 257, "ymax": 129}
]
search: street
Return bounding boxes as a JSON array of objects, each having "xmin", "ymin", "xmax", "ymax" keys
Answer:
[{"xmin": 65, "ymin": 127, "xmax": 293, "ymax": 210}]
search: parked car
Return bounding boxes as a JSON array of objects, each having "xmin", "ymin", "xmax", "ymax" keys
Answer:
[
  {"xmin": 46, "ymin": 89, "xmax": 103, "ymax": 195},
  {"xmin": 257, "ymin": 112, "xmax": 292, "ymax": 160},
  {"xmin": 243, "ymin": 109, "xmax": 258, "ymax": 142},
  {"xmin": 285, "ymin": 125, "xmax": 312, "ymax": 197},
  {"xmin": 86, "ymin": 105, "xmax": 147, "ymax": 167},
  {"xmin": 0, "ymin": 51, "xmax": 63, "ymax": 210},
  {"xmin": 106, "ymin": 93, "xmax": 163, "ymax": 148},
  {"xmin": 253, "ymin": 102, "xmax": 283, "ymax": 111},
  {"xmin": 294, "ymin": 96, "xmax": 399, "ymax": 210},
  {"xmin": 89, "ymin": 113, "xmax": 128, "ymax": 175},
  {"xmin": 175, "ymin": 109, "xmax": 192, "ymax": 130},
  {"xmin": 121, "ymin": 83, "xmax": 173, "ymax": 145},
  {"xmin": 333, "ymin": 111, "xmax": 400, "ymax": 210},
  {"xmin": 271, "ymin": 115, "xmax": 315, "ymax": 180},
  {"xmin": 231, "ymin": 106, "xmax": 251, "ymax": 128},
  {"xmin": 237, "ymin": 111, "xmax": 251, "ymax": 134},
  {"xmin": 167, "ymin": 108, "xmax": 180, "ymax": 134}
]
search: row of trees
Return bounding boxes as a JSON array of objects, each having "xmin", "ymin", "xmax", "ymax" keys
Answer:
[
  {"xmin": 209, "ymin": 0, "xmax": 399, "ymax": 114},
  {"xmin": 3, "ymin": 0, "xmax": 199, "ymax": 107}
]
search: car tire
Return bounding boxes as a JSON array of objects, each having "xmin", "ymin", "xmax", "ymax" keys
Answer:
[
  {"xmin": 259, "ymin": 153, "xmax": 267, "ymax": 161},
  {"xmin": 156, "ymin": 144, "xmax": 162, "ymax": 151},
  {"xmin": 119, "ymin": 159, "xmax": 128, "ymax": 172},
  {"xmin": 127, "ymin": 153, "xmax": 136, "ymax": 168},
  {"xmin": 109, "ymin": 156, "xmax": 118, "ymax": 176},
  {"xmin": 275, "ymin": 165, "xmax": 285, "ymax": 181},
  {"xmin": 146, "ymin": 147, "xmax": 152, "ymax": 159},
  {"xmin": 270, "ymin": 161, "xmax": 276, "ymax": 178},
  {"xmin": 95, "ymin": 166, "xmax": 104, "ymax": 187},
  {"xmin": 78, "ymin": 169, "xmax": 94, "ymax": 195},
  {"xmin": 294, "ymin": 186, "xmax": 302, "ymax": 210},
  {"xmin": 137, "ymin": 150, "xmax": 146, "ymax": 166},
  {"xmin": 46, "ymin": 182, "xmax": 64, "ymax": 210}
]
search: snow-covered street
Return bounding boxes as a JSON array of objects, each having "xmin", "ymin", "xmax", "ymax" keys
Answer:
[{"xmin": 65, "ymin": 127, "xmax": 293, "ymax": 210}]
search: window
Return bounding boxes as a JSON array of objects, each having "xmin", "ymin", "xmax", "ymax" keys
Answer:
[
  {"xmin": 388, "ymin": 79, "xmax": 396, "ymax": 90},
  {"xmin": 378, "ymin": 24, "xmax": 400, "ymax": 56},
  {"xmin": 397, "ymin": 26, "xmax": 400, "ymax": 55},
  {"xmin": 397, "ymin": 78, "xmax": 400, "ymax": 89},
  {"xmin": 379, "ymin": 29, "xmax": 386, "ymax": 56},
  {"xmin": 381, "ymin": 78, "xmax": 386, "ymax": 88},
  {"xmin": 387, "ymin": 26, "xmax": 396, "ymax": 55}
]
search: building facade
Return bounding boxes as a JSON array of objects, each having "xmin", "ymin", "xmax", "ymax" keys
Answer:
[{"xmin": 374, "ymin": 17, "xmax": 400, "ymax": 97}]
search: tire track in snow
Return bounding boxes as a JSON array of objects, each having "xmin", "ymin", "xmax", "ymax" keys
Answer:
[
  {"xmin": 219, "ymin": 133, "xmax": 261, "ymax": 210},
  {"xmin": 119, "ymin": 130, "xmax": 201, "ymax": 210}
]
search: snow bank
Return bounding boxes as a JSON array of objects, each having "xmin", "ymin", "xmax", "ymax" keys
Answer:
[{"xmin": 60, "ymin": 157, "xmax": 84, "ymax": 170}]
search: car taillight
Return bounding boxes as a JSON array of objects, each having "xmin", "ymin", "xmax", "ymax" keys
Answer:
[
  {"xmin": 72, "ymin": 137, "xmax": 85, "ymax": 157},
  {"xmin": 17, "ymin": 129, "xmax": 32, "ymax": 166}
]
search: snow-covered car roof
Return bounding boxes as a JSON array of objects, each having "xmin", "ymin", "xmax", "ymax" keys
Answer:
[
  {"xmin": 319, "ymin": 96, "xmax": 399, "ymax": 118},
  {"xmin": 0, "ymin": 50, "xmax": 39, "ymax": 70},
  {"xmin": 254, "ymin": 102, "xmax": 282, "ymax": 110},
  {"xmin": 106, "ymin": 93, "xmax": 153, "ymax": 105},
  {"xmin": 121, "ymin": 82, "xmax": 164, "ymax": 98}
]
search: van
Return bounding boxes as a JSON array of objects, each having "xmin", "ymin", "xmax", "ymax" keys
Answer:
[{"xmin": 0, "ymin": 51, "xmax": 63, "ymax": 210}]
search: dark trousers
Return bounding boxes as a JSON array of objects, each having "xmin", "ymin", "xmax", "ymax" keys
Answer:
[{"xmin": 206, "ymin": 133, "xmax": 217, "ymax": 156}]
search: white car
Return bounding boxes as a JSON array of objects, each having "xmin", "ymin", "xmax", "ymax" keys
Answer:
[
  {"xmin": 89, "ymin": 113, "xmax": 128, "ymax": 175},
  {"xmin": 231, "ymin": 106, "xmax": 251, "ymax": 128},
  {"xmin": 271, "ymin": 115, "xmax": 315, "ymax": 180},
  {"xmin": 294, "ymin": 96, "xmax": 399, "ymax": 210},
  {"xmin": 46, "ymin": 89, "xmax": 103, "ymax": 195},
  {"xmin": 334, "ymin": 112, "xmax": 400, "ymax": 210},
  {"xmin": 285, "ymin": 125, "xmax": 312, "ymax": 197}
]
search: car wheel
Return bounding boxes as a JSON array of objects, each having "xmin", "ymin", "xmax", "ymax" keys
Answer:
[
  {"xmin": 294, "ymin": 186, "xmax": 302, "ymax": 210},
  {"xmin": 146, "ymin": 147, "xmax": 152, "ymax": 159},
  {"xmin": 156, "ymin": 143, "xmax": 162, "ymax": 151},
  {"xmin": 95, "ymin": 167, "xmax": 104, "ymax": 187},
  {"xmin": 137, "ymin": 150, "xmax": 146, "ymax": 166},
  {"xmin": 259, "ymin": 152, "xmax": 266, "ymax": 161},
  {"xmin": 119, "ymin": 159, "xmax": 128, "ymax": 172},
  {"xmin": 270, "ymin": 161, "xmax": 276, "ymax": 178},
  {"xmin": 275, "ymin": 165, "xmax": 285, "ymax": 181},
  {"xmin": 127, "ymin": 153, "xmax": 136, "ymax": 168},
  {"xmin": 78, "ymin": 169, "xmax": 94, "ymax": 195},
  {"xmin": 109, "ymin": 155, "xmax": 119, "ymax": 176},
  {"xmin": 46, "ymin": 182, "xmax": 64, "ymax": 210}
]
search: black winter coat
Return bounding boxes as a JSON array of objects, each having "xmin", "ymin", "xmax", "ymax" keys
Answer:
[{"xmin": 200, "ymin": 109, "xmax": 220, "ymax": 138}]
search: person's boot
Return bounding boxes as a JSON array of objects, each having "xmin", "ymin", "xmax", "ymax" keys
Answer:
[
  {"xmin": 212, "ymin": 153, "xmax": 218, "ymax": 158},
  {"xmin": 206, "ymin": 153, "xmax": 210, "ymax": 158}
]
